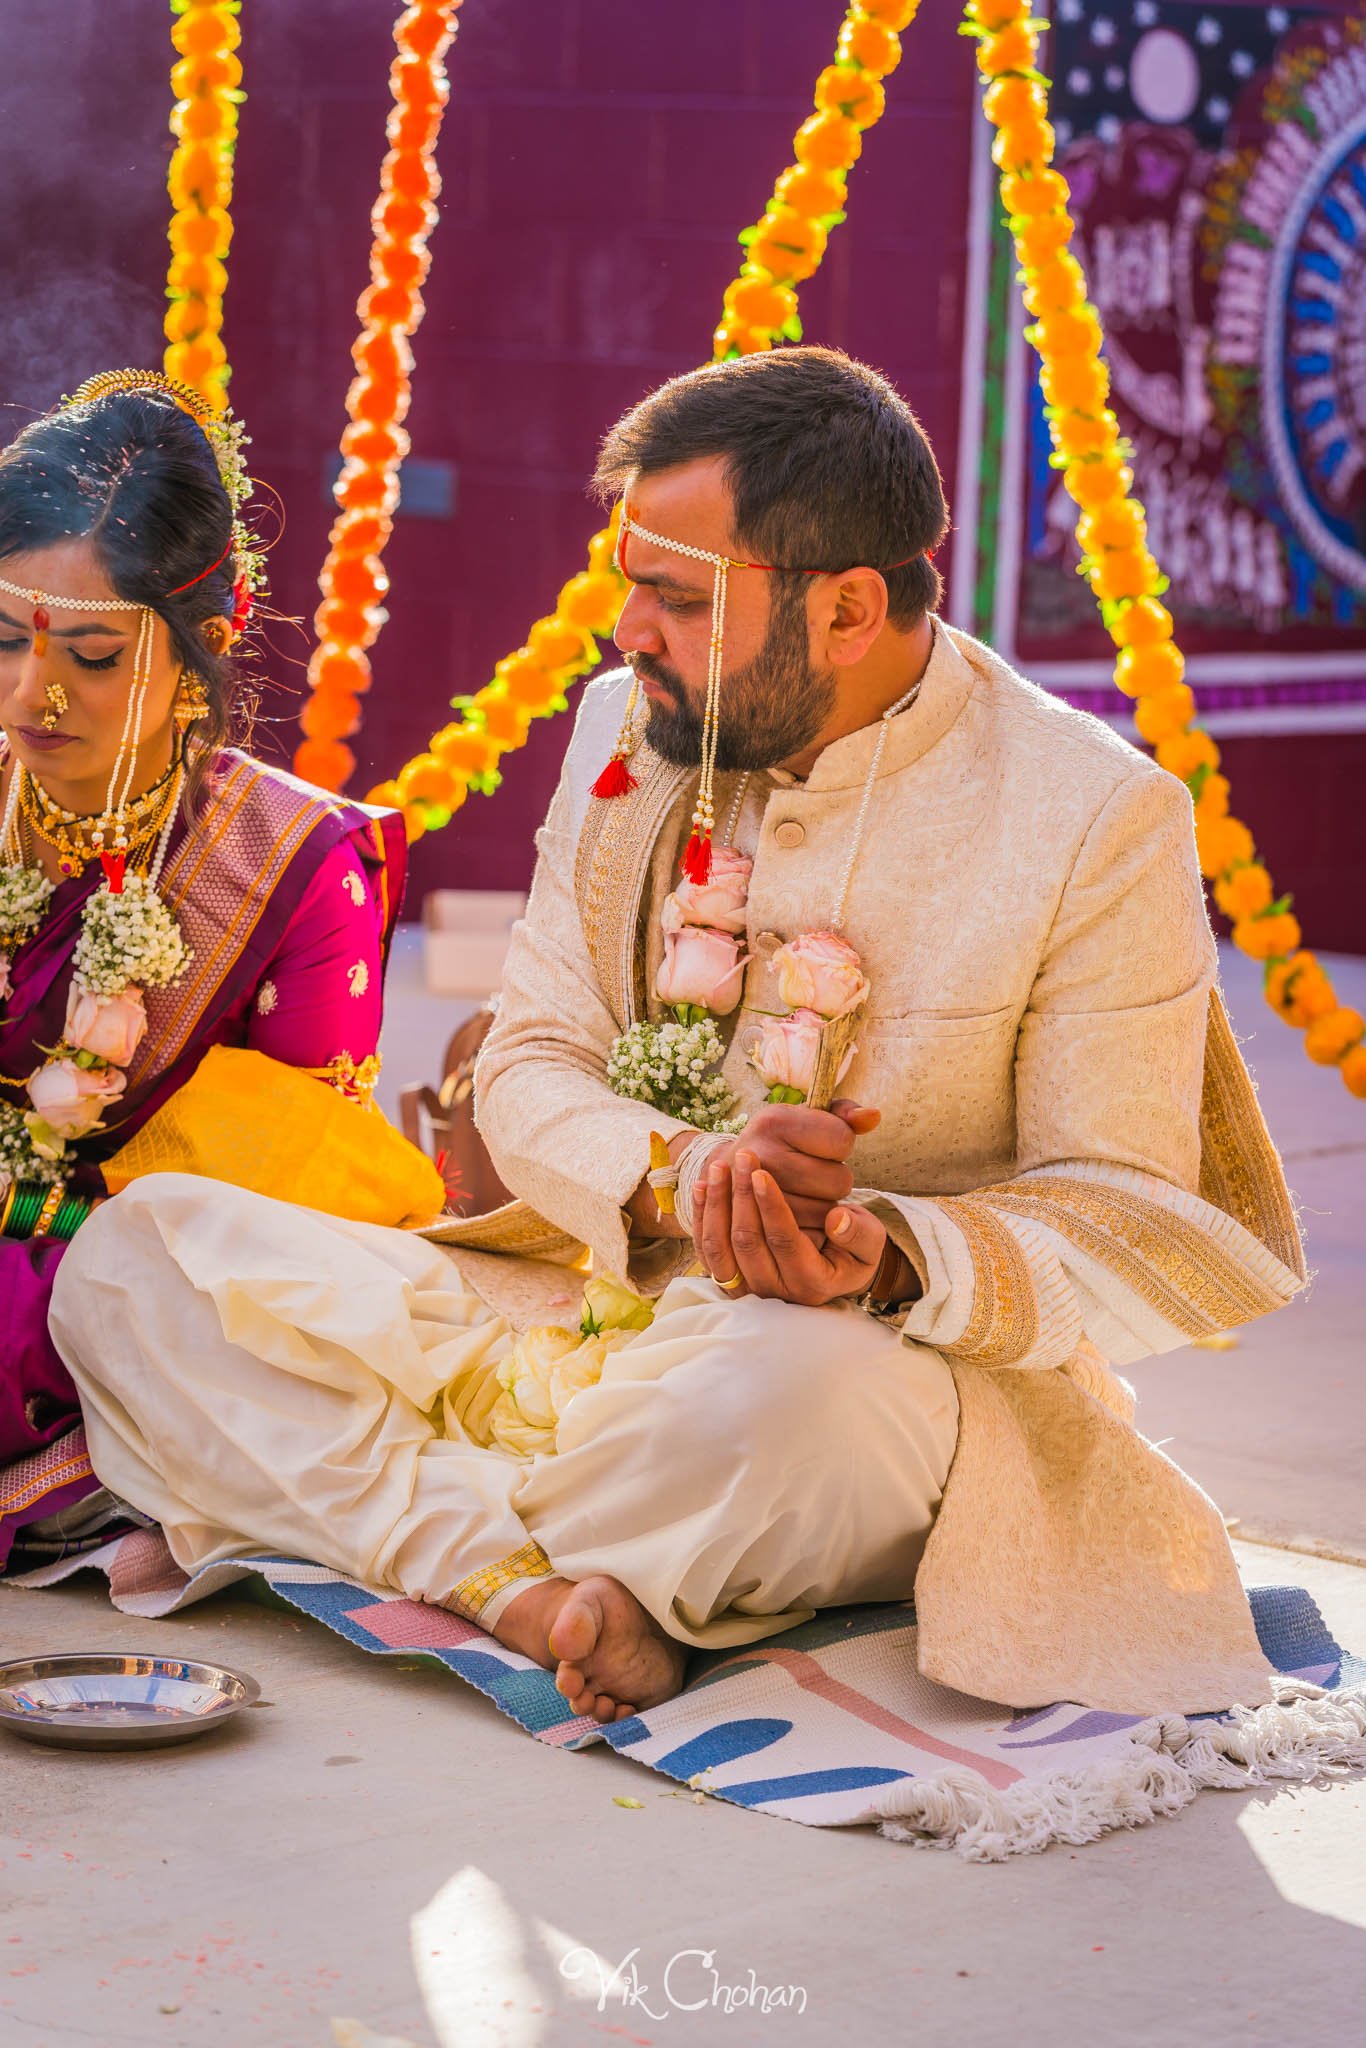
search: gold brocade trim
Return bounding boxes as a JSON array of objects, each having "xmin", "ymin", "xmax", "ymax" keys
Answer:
[
  {"xmin": 1199, "ymin": 988, "xmax": 1305, "ymax": 1282},
  {"xmin": 302, "ymin": 1052, "xmax": 382, "ymax": 1105},
  {"xmin": 448, "ymin": 1538, "xmax": 556, "ymax": 1621},
  {"xmin": 368, "ymin": 817, "xmax": 390, "ymax": 935},
  {"xmin": 939, "ymin": 1194, "xmax": 1040, "ymax": 1367},
  {"xmin": 0, "ymin": 1444, "xmax": 94, "ymax": 1512},
  {"xmin": 979, "ymin": 1174, "xmax": 1286, "ymax": 1337},
  {"xmin": 574, "ymin": 742, "xmax": 688, "ymax": 1029},
  {"xmin": 132, "ymin": 758, "xmax": 340, "ymax": 1087}
]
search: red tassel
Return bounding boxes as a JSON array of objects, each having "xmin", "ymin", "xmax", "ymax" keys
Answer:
[
  {"xmin": 100, "ymin": 852, "xmax": 127, "ymax": 894},
  {"xmin": 590, "ymin": 755, "xmax": 638, "ymax": 800},
  {"xmin": 681, "ymin": 829, "xmax": 713, "ymax": 886}
]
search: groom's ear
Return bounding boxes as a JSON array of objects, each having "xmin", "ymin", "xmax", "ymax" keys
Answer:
[{"xmin": 819, "ymin": 567, "xmax": 889, "ymax": 668}]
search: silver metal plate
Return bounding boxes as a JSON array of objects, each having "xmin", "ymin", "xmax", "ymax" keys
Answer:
[{"xmin": 0, "ymin": 1652, "xmax": 261, "ymax": 1750}]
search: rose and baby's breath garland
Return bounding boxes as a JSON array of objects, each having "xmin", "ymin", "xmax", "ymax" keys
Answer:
[
  {"xmin": 609, "ymin": 823, "xmax": 877, "ymax": 1154},
  {"xmin": 292, "ymin": 0, "xmax": 463, "ymax": 800},
  {"xmin": 164, "ymin": 0, "xmax": 243, "ymax": 413},
  {"xmin": 964, "ymin": 0, "xmax": 1365, "ymax": 1100},
  {"xmin": 0, "ymin": 781, "xmax": 192, "ymax": 1193},
  {"xmin": 366, "ymin": 0, "xmax": 919, "ymax": 838}
]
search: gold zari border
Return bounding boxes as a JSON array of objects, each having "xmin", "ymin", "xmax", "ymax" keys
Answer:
[
  {"xmin": 448, "ymin": 1538, "xmax": 556, "ymax": 1621},
  {"xmin": 574, "ymin": 741, "xmax": 687, "ymax": 1029},
  {"xmin": 937, "ymin": 1194, "xmax": 1040, "ymax": 1367},
  {"xmin": 978, "ymin": 1174, "xmax": 1285, "ymax": 1337}
]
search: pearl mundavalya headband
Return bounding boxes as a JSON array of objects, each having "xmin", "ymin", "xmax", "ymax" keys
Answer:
[
  {"xmin": 593, "ymin": 505, "xmax": 918, "ymax": 887},
  {"xmin": 0, "ymin": 370, "xmax": 260, "ymax": 891}
]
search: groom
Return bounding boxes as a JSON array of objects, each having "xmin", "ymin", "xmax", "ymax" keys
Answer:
[{"xmin": 53, "ymin": 348, "xmax": 1305, "ymax": 1723}]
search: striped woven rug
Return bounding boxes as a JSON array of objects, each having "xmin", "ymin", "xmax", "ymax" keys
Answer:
[{"xmin": 8, "ymin": 1509, "xmax": 1364, "ymax": 1861}]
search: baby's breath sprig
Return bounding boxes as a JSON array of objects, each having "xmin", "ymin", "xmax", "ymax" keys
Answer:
[{"xmin": 607, "ymin": 1016, "xmax": 746, "ymax": 1135}]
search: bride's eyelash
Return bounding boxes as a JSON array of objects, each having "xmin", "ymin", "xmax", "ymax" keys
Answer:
[{"xmin": 71, "ymin": 649, "xmax": 121, "ymax": 672}]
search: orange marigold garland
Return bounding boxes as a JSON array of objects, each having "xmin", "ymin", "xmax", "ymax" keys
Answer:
[
  {"xmin": 293, "ymin": 0, "xmax": 462, "ymax": 798},
  {"xmin": 966, "ymin": 0, "xmax": 1364, "ymax": 1100},
  {"xmin": 371, "ymin": 0, "xmax": 919, "ymax": 841},
  {"xmin": 715, "ymin": 0, "xmax": 916, "ymax": 358},
  {"xmin": 165, "ymin": 0, "xmax": 243, "ymax": 412}
]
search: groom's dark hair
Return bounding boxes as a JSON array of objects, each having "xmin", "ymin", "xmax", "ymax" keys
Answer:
[{"xmin": 593, "ymin": 346, "xmax": 950, "ymax": 628}]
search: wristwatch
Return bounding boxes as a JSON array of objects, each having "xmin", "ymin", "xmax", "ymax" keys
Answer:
[{"xmin": 853, "ymin": 1238, "xmax": 914, "ymax": 1322}]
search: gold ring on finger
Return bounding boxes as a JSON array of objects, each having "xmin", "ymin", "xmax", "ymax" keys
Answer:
[{"xmin": 714, "ymin": 1271, "xmax": 743, "ymax": 1292}]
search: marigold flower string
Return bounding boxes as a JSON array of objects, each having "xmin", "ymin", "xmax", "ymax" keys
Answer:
[
  {"xmin": 965, "ymin": 0, "xmax": 1364, "ymax": 1100},
  {"xmin": 367, "ymin": 0, "xmax": 921, "ymax": 841},
  {"xmin": 293, "ymin": 0, "xmax": 462, "ymax": 797},
  {"xmin": 164, "ymin": 0, "xmax": 243, "ymax": 412}
]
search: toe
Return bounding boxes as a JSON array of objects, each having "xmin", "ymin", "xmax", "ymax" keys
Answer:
[
  {"xmin": 555, "ymin": 1660, "xmax": 586, "ymax": 1698},
  {"xmin": 547, "ymin": 1587, "xmax": 601, "ymax": 1667}
]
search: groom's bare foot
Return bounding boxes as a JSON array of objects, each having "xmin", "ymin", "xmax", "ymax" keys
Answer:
[{"xmin": 493, "ymin": 1574, "xmax": 686, "ymax": 1722}]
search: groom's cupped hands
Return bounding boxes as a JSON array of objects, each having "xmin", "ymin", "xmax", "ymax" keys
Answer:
[{"xmin": 690, "ymin": 1100, "xmax": 891, "ymax": 1306}]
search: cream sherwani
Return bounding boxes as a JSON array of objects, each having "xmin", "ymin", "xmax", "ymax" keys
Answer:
[{"xmin": 50, "ymin": 623, "xmax": 1305, "ymax": 1713}]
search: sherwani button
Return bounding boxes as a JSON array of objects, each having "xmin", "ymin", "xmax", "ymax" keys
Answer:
[
  {"xmin": 774, "ymin": 821, "xmax": 805, "ymax": 849},
  {"xmin": 755, "ymin": 930, "xmax": 782, "ymax": 956}
]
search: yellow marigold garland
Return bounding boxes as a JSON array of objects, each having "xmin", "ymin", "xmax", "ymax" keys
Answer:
[
  {"xmin": 966, "ymin": 0, "xmax": 1364, "ymax": 1100},
  {"xmin": 164, "ymin": 0, "xmax": 243, "ymax": 413},
  {"xmin": 293, "ymin": 0, "xmax": 462, "ymax": 795},
  {"xmin": 368, "ymin": 0, "xmax": 919, "ymax": 842}
]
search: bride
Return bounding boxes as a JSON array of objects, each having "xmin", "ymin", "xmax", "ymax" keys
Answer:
[{"xmin": 0, "ymin": 369, "xmax": 429, "ymax": 1561}]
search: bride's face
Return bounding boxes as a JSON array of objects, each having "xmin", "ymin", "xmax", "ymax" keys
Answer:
[{"xmin": 0, "ymin": 536, "xmax": 183, "ymax": 813}]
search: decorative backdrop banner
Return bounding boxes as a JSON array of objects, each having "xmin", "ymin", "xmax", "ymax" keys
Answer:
[{"xmin": 957, "ymin": 1, "xmax": 1366, "ymax": 733}]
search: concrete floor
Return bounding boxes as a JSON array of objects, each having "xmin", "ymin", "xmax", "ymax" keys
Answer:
[
  {"xmin": 3, "ymin": 936, "xmax": 1363, "ymax": 2048},
  {"xmin": 3, "ymin": 1544, "xmax": 1363, "ymax": 2048}
]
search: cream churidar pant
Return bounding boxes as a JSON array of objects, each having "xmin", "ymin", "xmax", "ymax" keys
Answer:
[{"xmin": 50, "ymin": 1177, "xmax": 959, "ymax": 1650}]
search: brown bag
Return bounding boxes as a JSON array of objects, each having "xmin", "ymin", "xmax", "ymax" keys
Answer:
[{"xmin": 397, "ymin": 1007, "xmax": 512, "ymax": 1217}]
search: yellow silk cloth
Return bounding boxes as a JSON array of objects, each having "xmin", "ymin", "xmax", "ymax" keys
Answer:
[{"xmin": 103, "ymin": 1046, "xmax": 445, "ymax": 1231}]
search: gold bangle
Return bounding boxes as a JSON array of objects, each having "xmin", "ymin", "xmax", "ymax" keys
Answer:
[
  {"xmin": 0, "ymin": 1183, "xmax": 16, "ymax": 1237},
  {"xmin": 35, "ymin": 1181, "xmax": 66, "ymax": 1238}
]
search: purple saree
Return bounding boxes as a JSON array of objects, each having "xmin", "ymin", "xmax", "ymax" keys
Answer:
[{"xmin": 0, "ymin": 748, "xmax": 406, "ymax": 1561}]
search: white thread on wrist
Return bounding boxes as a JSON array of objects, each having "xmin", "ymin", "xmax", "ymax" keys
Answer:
[{"xmin": 675, "ymin": 1133, "xmax": 729, "ymax": 1231}]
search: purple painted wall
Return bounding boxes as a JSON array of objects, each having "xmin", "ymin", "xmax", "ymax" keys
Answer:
[
  {"xmin": 0, "ymin": 0, "xmax": 975, "ymax": 903},
  {"xmin": 5, "ymin": 3, "xmax": 1359, "ymax": 949}
]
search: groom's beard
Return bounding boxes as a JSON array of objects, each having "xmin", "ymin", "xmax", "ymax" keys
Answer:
[{"xmin": 634, "ymin": 590, "xmax": 836, "ymax": 772}]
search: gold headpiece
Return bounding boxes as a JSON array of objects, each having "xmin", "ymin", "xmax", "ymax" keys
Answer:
[
  {"xmin": 66, "ymin": 368, "xmax": 216, "ymax": 431},
  {"xmin": 57, "ymin": 366, "xmax": 264, "ymax": 623}
]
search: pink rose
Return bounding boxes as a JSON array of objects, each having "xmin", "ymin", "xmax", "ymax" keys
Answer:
[
  {"xmin": 27, "ymin": 1057, "xmax": 126, "ymax": 1140},
  {"xmin": 661, "ymin": 847, "xmax": 752, "ymax": 936},
  {"xmin": 771, "ymin": 930, "xmax": 870, "ymax": 1020},
  {"xmin": 748, "ymin": 1008, "xmax": 824, "ymax": 1099},
  {"xmin": 64, "ymin": 986, "xmax": 148, "ymax": 1067},
  {"xmin": 655, "ymin": 926, "xmax": 749, "ymax": 1016}
]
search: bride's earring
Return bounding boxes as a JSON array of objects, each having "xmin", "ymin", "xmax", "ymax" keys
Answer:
[{"xmin": 174, "ymin": 674, "xmax": 211, "ymax": 736}]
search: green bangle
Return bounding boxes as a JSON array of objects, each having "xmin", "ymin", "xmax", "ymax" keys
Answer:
[
  {"xmin": 1, "ymin": 1181, "xmax": 49, "ymax": 1240},
  {"xmin": 0, "ymin": 1179, "xmax": 93, "ymax": 1241},
  {"xmin": 48, "ymin": 1191, "xmax": 93, "ymax": 1242}
]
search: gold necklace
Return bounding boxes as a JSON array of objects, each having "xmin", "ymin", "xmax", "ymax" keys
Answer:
[{"xmin": 17, "ymin": 759, "xmax": 180, "ymax": 879}]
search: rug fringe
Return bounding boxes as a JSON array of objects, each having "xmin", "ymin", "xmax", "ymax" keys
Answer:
[{"xmin": 872, "ymin": 1683, "xmax": 1366, "ymax": 1862}]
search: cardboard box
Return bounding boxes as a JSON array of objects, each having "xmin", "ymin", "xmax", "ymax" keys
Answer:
[{"xmin": 422, "ymin": 889, "xmax": 527, "ymax": 997}]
